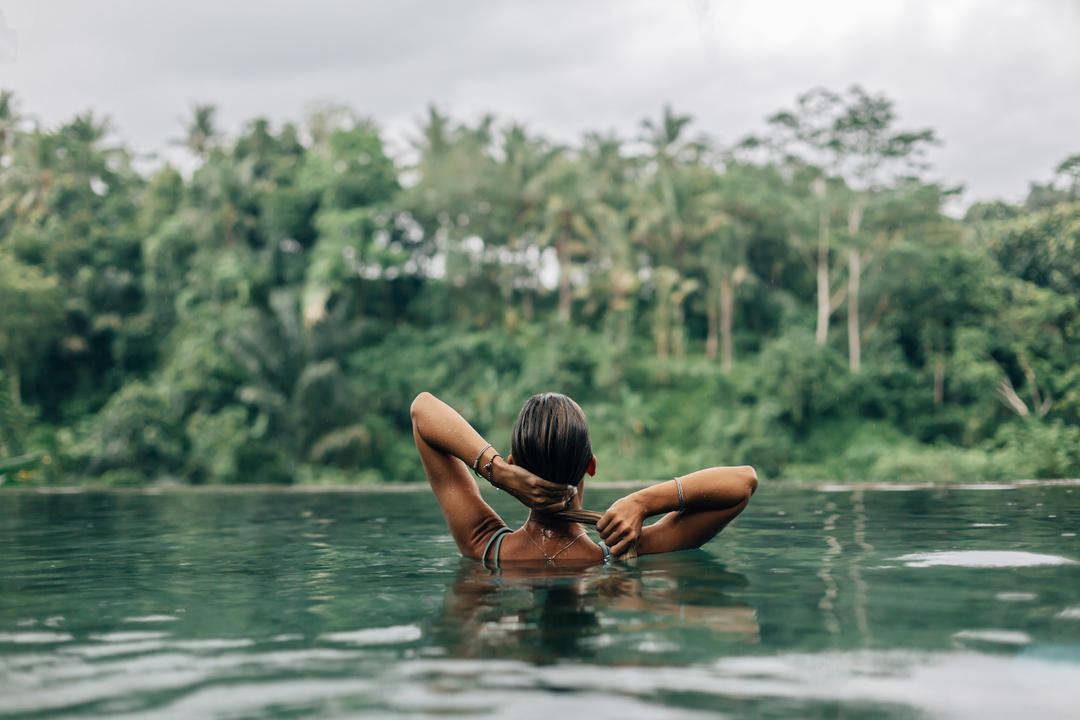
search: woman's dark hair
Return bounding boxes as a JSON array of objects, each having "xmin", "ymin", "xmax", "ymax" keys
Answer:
[{"xmin": 510, "ymin": 393, "xmax": 593, "ymax": 486}]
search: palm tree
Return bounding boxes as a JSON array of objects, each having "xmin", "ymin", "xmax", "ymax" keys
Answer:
[
  {"xmin": 536, "ymin": 153, "xmax": 603, "ymax": 323},
  {"xmin": 490, "ymin": 123, "xmax": 561, "ymax": 319},
  {"xmin": 0, "ymin": 90, "xmax": 18, "ymax": 155},
  {"xmin": 224, "ymin": 289, "xmax": 369, "ymax": 467},
  {"xmin": 404, "ymin": 110, "xmax": 501, "ymax": 317},
  {"xmin": 635, "ymin": 106, "xmax": 710, "ymax": 360},
  {"xmin": 580, "ymin": 133, "xmax": 639, "ymax": 347},
  {"xmin": 411, "ymin": 105, "xmax": 452, "ymax": 169},
  {"xmin": 639, "ymin": 105, "xmax": 695, "ymax": 264},
  {"xmin": 177, "ymin": 104, "xmax": 221, "ymax": 159},
  {"xmin": 702, "ymin": 161, "xmax": 785, "ymax": 371},
  {"xmin": 0, "ymin": 92, "xmax": 25, "ymax": 227}
]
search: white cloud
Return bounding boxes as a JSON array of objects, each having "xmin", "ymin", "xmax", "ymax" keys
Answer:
[{"xmin": 2, "ymin": 0, "xmax": 1078, "ymax": 206}]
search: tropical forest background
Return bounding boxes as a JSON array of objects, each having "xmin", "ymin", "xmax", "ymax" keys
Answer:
[{"xmin": 1, "ymin": 86, "xmax": 1079, "ymax": 487}]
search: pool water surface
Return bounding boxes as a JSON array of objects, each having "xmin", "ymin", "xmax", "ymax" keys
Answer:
[{"xmin": 1, "ymin": 482, "xmax": 1079, "ymax": 718}]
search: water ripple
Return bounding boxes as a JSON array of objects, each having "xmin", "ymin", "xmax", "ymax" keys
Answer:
[
  {"xmin": 0, "ymin": 632, "xmax": 73, "ymax": 644},
  {"xmin": 895, "ymin": 551, "xmax": 1078, "ymax": 568},
  {"xmin": 320, "ymin": 624, "xmax": 422, "ymax": 645},
  {"xmin": 953, "ymin": 629, "xmax": 1032, "ymax": 645}
]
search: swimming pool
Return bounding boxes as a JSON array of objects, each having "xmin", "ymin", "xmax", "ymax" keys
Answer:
[{"xmin": 2, "ymin": 482, "xmax": 1079, "ymax": 718}]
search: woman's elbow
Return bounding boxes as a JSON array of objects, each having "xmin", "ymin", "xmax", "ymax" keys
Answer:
[
  {"xmin": 410, "ymin": 392, "xmax": 434, "ymax": 421},
  {"xmin": 742, "ymin": 466, "xmax": 758, "ymax": 497}
]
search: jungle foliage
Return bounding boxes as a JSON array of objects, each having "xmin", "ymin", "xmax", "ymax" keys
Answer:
[{"xmin": 1, "ymin": 87, "xmax": 1078, "ymax": 485}]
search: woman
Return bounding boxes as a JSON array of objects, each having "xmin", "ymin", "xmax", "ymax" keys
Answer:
[{"xmin": 411, "ymin": 391, "xmax": 757, "ymax": 568}]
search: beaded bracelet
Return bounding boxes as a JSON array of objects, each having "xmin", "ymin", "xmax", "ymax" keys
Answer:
[{"xmin": 484, "ymin": 454, "xmax": 501, "ymax": 485}]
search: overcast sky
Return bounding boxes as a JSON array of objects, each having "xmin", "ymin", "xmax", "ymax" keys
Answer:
[{"xmin": 2, "ymin": 0, "xmax": 1078, "ymax": 209}]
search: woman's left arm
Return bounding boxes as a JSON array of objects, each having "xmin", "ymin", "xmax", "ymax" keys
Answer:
[
  {"xmin": 411, "ymin": 392, "xmax": 575, "ymax": 558},
  {"xmin": 597, "ymin": 466, "xmax": 758, "ymax": 557}
]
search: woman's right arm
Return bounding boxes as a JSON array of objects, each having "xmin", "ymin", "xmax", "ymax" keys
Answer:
[
  {"xmin": 411, "ymin": 392, "xmax": 575, "ymax": 557},
  {"xmin": 596, "ymin": 466, "xmax": 758, "ymax": 557}
]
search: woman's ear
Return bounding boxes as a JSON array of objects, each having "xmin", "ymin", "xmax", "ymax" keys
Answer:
[
  {"xmin": 586, "ymin": 455, "xmax": 596, "ymax": 477},
  {"xmin": 507, "ymin": 453, "xmax": 515, "ymax": 466}
]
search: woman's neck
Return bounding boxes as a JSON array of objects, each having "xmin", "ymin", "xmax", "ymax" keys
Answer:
[
  {"xmin": 525, "ymin": 492, "xmax": 585, "ymax": 537},
  {"xmin": 526, "ymin": 512, "xmax": 582, "ymax": 535}
]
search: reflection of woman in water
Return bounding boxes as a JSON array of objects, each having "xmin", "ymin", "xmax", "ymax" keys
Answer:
[
  {"xmin": 432, "ymin": 555, "xmax": 759, "ymax": 663},
  {"xmin": 435, "ymin": 562, "xmax": 604, "ymax": 662},
  {"xmin": 411, "ymin": 392, "xmax": 757, "ymax": 567}
]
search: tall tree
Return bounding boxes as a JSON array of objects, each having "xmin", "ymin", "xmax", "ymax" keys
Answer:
[
  {"xmin": 177, "ymin": 104, "xmax": 221, "ymax": 159},
  {"xmin": 764, "ymin": 86, "xmax": 937, "ymax": 362},
  {"xmin": 635, "ymin": 106, "xmax": 712, "ymax": 360},
  {"xmin": 404, "ymin": 109, "xmax": 502, "ymax": 321},
  {"xmin": 704, "ymin": 161, "xmax": 781, "ymax": 371},
  {"xmin": 0, "ymin": 252, "xmax": 62, "ymax": 406},
  {"xmin": 490, "ymin": 123, "xmax": 561, "ymax": 321},
  {"xmin": 580, "ymin": 132, "xmax": 638, "ymax": 350}
]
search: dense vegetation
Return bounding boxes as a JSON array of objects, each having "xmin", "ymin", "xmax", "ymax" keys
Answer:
[{"xmin": 1, "ymin": 87, "xmax": 1078, "ymax": 486}]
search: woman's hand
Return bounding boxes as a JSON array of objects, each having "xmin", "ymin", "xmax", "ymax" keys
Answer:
[
  {"xmin": 597, "ymin": 496, "xmax": 647, "ymax": 556},
  {"xmin": 490, "ymin": 457, "xmax": 576, "ymax": 512}
]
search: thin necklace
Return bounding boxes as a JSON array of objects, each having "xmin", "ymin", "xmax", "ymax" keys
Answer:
[{"xmin": 523, "ymin": 524, "xmax": 586, "ymax": 563}]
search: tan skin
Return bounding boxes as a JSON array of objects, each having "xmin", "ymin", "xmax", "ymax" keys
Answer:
[{"xmin": 411, "ymin": 392, "xmax": 758, "ymax": 564}]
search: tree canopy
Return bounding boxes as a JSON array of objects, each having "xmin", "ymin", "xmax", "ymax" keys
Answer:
[{"xmin": 2, "ymin": 86, "xmax": 1078, "ymax": 486}]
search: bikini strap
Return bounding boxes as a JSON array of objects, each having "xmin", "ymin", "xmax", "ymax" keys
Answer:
[
  {"xmin": 491, "ymin": 529, "xmax": 511, "ymax": 571},
  {"xmin": 481, "ymin": 527, "xmax": 512, "ymax": 571}
]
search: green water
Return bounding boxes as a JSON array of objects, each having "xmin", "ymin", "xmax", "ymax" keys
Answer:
[{"xmin": 2, "ymin": 482, "xmax": 1079, "ymax": 719}]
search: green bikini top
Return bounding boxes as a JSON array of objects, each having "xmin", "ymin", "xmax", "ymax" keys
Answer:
[{"xmin": 480, "ymin": 526, "xmax": 612, "ymax": 571}]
